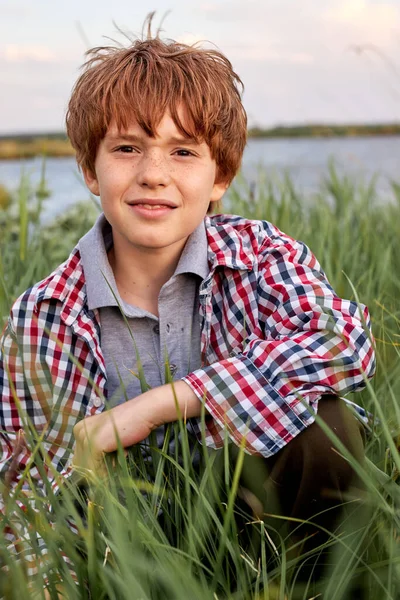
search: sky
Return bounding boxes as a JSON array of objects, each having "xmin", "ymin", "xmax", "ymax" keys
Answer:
[{"xmin": 1, "ymin": 0, "xmax": 400, "ymax": 134}]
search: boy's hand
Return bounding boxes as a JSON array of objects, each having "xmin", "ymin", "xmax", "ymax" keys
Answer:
[
  {"xmin": 72, "ymin": 396, "xmax": 160, "ymax": 473},
  {"xmin": 72, "ymin": 380, "xmax": 200, "ymax": 474}
]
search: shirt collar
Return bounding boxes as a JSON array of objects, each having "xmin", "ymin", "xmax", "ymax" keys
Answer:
[
  {"xmin": 78, "ymin": 214, "xmax": 119, "ymax": 311},
  {"xmin": 174, "ymin": 220, "xmax": 209, "ymax": 279},
  {"xmin": 204, "ymin": 215, "xmax": 255, "ymax": 271},
  {"xmin": 79, "ymin": 214, "xmax": 209, "ymax": 311},
  {"xmin": 35, "ymin": 213, "xmax": 255, "ymax": 327}
]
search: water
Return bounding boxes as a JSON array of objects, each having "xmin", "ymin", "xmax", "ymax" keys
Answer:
[
  {"xmin": 0, "ymin": 156, "xmax": 92, "ymax": 222},
  {"xmin": 0, "ymin": 135, "xmax": 399, "ymax": 222}
]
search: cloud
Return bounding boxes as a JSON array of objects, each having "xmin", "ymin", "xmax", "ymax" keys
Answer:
[
  {"xmin": 289, "ymin": 52, "xmax": 315, "ymax": 65},
  {"xmin": 190, "ymin": 0, "xmax": 400, "ymax": 83},
  {"xmin": 327, "ymin": 0, "xmax": 398, "ymax": 24},
  {"xmin": 1, "ymin": 44, "xmax": 56, "ymax": 63},
  {"xmin": 227, "ymin": 46, "xmax": 315, "ymax": 64},
  {"xmin": 176, "ymin": 32, "xmax": 209, "ymax": 45},
  {"xmin": 324, "ymin": 0, "xmax": 400, "ymax": 45},
  {"xmin": 196, "ymin": 0, "xmax": 318, "ymax": 24},
  {"xmin": 1, "ymin": 2, "xmax": 32, "ymax": 18},
  {"xmin": 174, "ymin": 25, "xmax": 316, "ymax": 66},
  {"xmin": 1, "ymin": 0, "xmax": 399, "ymax": 132},
  {"xmin": 194, "ymin": 0, "xmax": 400, "ymax": 48}
]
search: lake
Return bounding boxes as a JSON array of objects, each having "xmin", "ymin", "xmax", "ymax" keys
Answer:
[{"xmin": 0, "ymin": 135, "xmax": 399, "ymax": 223}]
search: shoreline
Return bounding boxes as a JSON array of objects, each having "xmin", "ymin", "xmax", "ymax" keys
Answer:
[{"xmin": 1, "ymin": 124, "xmax": 400, "ymax": 160}]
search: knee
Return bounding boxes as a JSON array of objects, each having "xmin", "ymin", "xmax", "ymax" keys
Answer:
[{"xmin": 288, "ymin": 396, "xmax": 365, "ymax": 486}]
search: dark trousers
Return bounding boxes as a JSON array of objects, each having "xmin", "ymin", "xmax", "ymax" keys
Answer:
[{"xmin": 233, "ymin": 395, "xmax": 367, "ymax": 584}]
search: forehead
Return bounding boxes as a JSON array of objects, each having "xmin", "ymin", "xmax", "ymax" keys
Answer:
[{"xmin": 106, "ymin": 104, "xmax": 199, "ymax": 140}]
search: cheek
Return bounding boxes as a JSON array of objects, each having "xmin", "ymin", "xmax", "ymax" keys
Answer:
[
  {"xmin": 185, "ymin": 171, "xmax": 216, "ymax": 198},
  {"xmin": 98, "ymin": 169, "xmax": 124, "ymax": 198}
]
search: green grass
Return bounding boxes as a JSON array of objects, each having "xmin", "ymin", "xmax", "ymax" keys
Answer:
[{"xmin": 0, "ymin": 164, "xmax": 399, "ymax": 599}]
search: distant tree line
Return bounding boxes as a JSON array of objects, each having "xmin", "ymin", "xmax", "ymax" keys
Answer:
[
  {"xmin": 1, "ymin": 124, "xmax": 400, "ymax": 160},
  {"xmin": 248, "ymin": 123, "xmax": 400, "ymax": 138}
]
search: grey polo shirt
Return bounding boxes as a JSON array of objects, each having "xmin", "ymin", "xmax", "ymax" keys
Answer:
[{"xmin": 79, "ymin": 214, "xmax": 208, "ymax": 407}]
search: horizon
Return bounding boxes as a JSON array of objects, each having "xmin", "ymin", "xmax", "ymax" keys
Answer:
[{"xmin": 2, "ymin": 120, "xmax": 400, "ymax": 140}]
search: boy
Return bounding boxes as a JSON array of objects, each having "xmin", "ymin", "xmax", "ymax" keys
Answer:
[{"xmin": 1, "ymin": 22, "xmax": 375, "ymax": 587}]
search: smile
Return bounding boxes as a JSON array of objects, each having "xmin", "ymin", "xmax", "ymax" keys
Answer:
[
  {"xmin": 135, "ymin": 203, "xmax": 174, "ymax": 210},
  {"xmin": 128, "ymin": 203, "xmax": 176, "ymax": 219},
  {"xmin": 128, "ymin": 198, "xmax": 177, "ymax": 209}
]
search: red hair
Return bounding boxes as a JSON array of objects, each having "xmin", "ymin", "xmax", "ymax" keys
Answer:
[{"xmin": 66, "ymin": 27, "xmax": 247, "ymax": 184}]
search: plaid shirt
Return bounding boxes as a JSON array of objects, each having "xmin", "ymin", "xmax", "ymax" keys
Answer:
[{"xmin": 0, "ymin": 214, "xmax": 375, "ymax": 553}]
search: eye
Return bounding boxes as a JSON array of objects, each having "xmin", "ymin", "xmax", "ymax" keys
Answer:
[
  {"xmin": 115, "ymin": 145, "xmax": 136, "ymax": 153},
  {"xmin": 174, "ymin": 149, "xmax": 195, "ymax": 157}
]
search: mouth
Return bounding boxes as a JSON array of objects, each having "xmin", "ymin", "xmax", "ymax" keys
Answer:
[
  {"xmin": 128, "ymin": 199, "xmax": 177, "ymax": 210},
  {"xmin": 126, "ymin": 199, "xmax": 177, "ymax": 219}
]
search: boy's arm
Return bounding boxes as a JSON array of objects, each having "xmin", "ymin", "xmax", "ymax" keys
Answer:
[
  {"xmin": 74, "ymin": 229, "xmax": 375, "ymax": 466},
  {"xmin": 0, "ymin": 310, "xmax": 79, "ymax": 582},
  {"xmin": 182, "ymin": 228, "xmax": 376, "ymax": 457},
  {"xmin": 1, "ymin": 317, "xmax": 50, "ymax": 542},
  {"xmin": 73, "ymin": 380, "xmax": 200, "ymax": 471}
]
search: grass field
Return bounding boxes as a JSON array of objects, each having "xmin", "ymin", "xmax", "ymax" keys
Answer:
[{"xmin": 0, "ymin": 166, "xmax": 399, "ymax": 599}]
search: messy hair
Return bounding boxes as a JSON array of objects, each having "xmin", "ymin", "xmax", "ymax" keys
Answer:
[{"xmin": 66, "ymin": 17, "xmax": 247, "ymax": 183}]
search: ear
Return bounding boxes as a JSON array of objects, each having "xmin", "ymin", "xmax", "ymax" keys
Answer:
[
  {"xmin": 82, "ymin": 167, "xmax": 100, "ymax": 197},
  {"xmin": 210, "ymin": 179, "xmax": 229, "ymax": 205}
]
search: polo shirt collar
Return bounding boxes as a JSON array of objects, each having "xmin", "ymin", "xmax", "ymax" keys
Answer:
[
  {"xmin": 174, "ymin": 220, "xmax": 209, "ymax": 279},
  {"xmin": 79, "ymin": 214, "xmax": 209, "ymax": 312},
  {"xmin": 79, "ymin": 214, "xmax": 117, "ymax": 311}
]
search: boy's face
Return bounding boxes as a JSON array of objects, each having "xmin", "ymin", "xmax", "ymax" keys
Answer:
[{"xmin": 83, "ymin": 108, "xmax": 228, "ymax": 260}]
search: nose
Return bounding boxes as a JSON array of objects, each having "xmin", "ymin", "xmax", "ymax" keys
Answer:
[{"xmin": 136, "ymin": 151, "xmax": 171, "ymax": 189}]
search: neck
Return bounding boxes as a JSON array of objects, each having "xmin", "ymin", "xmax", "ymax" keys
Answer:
[{"xmin": 109, "ymin": 234, "xmax": 186, "ymax": 315}]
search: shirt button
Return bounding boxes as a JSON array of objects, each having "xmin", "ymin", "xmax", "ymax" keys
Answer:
[
  {"xmin": 93, "ymin": 397, "xmax": 103, "ymax": 408},
  {"xmin": 169, "ymin": 363, "xmax": 178, "ymax": 375},
  {"xmin": 153, "ymin": 324, "xmax": 160, "ymax": 334}
]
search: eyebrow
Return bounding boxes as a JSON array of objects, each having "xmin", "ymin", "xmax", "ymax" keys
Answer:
[{"xmin": 106, "ymin": 133, "xmax": 200, "ymax": 146}]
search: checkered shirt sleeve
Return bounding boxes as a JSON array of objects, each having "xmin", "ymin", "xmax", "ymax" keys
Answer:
[
  {"xmin": 0, "ymin": 302, "xmax": 74, "ymax": 578},
  {"xmin": 0, "ymin": 273, "xmax": 91, "ymax": 579},
  {"xmin": 184, "ymin": 219, "xmax": 375, "ymax": 457}
]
